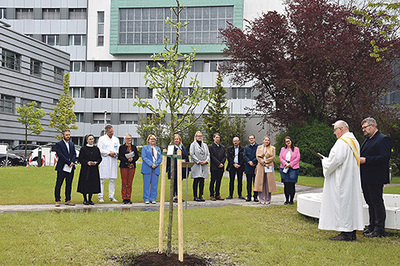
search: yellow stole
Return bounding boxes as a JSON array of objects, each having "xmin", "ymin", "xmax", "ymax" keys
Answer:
[{"xmin": 340, "ymin": 137, "xmax": 360, "ymax": 167}]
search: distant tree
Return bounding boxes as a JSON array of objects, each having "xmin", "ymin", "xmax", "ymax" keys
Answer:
[
  {"xmin": 49, "ymin": 74, "xmax": 78, "ymax": 140},
  {"xmin": 136, "ymin": 115, "xmax": 169, "ymax": 148},
  {"xmin": 203, "ymin": 72, "xmax": 229, "ymax": 144},
  {"xmin": 16, "ymin": 101, "xmax": 46, "ymax": 157},
  {"xmin": 221, "ymin": 115, "xmax": 247, "ymax": 148},
  {"xmin": 221, "ymin": 0, "xmax": 400, "ymax": 128}
]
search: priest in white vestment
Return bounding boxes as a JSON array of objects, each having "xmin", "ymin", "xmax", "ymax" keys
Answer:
[
  {"xmin": 319, "ymin": 120, "xmax": 364, "ymax": 241},
  {"xmin": 97, "ymin": 125, "xmax": 120, "ymax": 202}
]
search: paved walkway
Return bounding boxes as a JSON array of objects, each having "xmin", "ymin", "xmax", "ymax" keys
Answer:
[{"xmin": 0, "ymin": 182, "xmax": 323, "ymax": 213}]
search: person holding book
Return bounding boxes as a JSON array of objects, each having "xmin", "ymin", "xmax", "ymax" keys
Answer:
[
  {"xmin": 118, "ymin": 133, "xmax": 139, "ymax": 204},
  {"xmin": 279, "ymin": 136, "xmax": 300, "ymax": 205},
  {"xmin": 77, "ymin": 134, "xmax": 102, "ymax": 205}
]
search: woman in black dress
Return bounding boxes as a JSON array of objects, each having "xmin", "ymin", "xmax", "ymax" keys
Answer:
[{"xmin": 77, "ymin": 134, "xmax": 102, "ymax": 205}]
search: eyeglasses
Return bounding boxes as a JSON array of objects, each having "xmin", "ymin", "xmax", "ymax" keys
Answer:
[
  {"xmin": 333, "ymin": 127, "xmax": 342, "ymax": 132},
  {"xmin": 125, "ymin": 138, "xmax": 132, "ymax": 140},
  {"xmin": 362, "ymin": 124, "xmax": 372, "ymax": 130},
  {"xmin": 196, "ymin": 135, "xmax": 203, "ymax": 137},
  {"xmin": 285, "ymin": 140, "xmax": 291, "ymax": 143}
]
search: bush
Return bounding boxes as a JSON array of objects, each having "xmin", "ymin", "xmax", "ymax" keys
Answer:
[
  {"xmin": 275, "ymin": 119, "xmax": 336, "ymax": 176},
  {"xmin": 136, "ymin": 146, "xmax": 143, "ymax": 157}
]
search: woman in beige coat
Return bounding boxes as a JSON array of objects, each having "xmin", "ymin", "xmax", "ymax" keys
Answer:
[{"xmin": 254, "ymin": 136, "xmax": 277, "ymax": 204}]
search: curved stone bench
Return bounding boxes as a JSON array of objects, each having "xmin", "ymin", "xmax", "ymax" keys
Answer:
[{"xmin": 297, "ymin": 193, "xmax": 400, "ymax": 230}]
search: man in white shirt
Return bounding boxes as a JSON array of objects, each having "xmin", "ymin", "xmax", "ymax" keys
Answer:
[
  {"xmin": 97, "ymin": 125, "xmax": 120, "ymax": 202},
  {"xmin": 319, "ymin": 120, "xmax": 364, "ymax": 241}
]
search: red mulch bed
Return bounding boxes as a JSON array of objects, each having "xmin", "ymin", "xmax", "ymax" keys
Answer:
[{"xmin": 115, "ymin": 252, "xmax": 208, "ymax": 266}]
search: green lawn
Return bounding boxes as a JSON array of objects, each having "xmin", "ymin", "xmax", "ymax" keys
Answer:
[
  {"xmin": 1, "ymin": 206, "xmax": 400, "ymax": 264},
  {"xmin": 0, "ymin": 166, "xmax": 398, "ymax": 205}
]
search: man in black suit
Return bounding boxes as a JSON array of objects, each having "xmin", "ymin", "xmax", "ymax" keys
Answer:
[
  {"xmin": 54, "ymin": 129, "xmax": 77, "ymax": 207},
  {"xmin": 360, "ymin": 117, "xmax": 392, "ymax": 237},
  {"xmin": 209, "ymin": 133, "xmax": 226, "ymax": 201},
  {"xmin": 226, "ymin": 137, "xmax": 245, "ymax": 199}
]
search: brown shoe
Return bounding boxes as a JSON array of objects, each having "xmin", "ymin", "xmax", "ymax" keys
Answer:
[
  {"xmin": 65, "ymin": 201, "xmax": 75, "ymax": 206},
  {"xmin": 55, "ymin": 201, "xmax": 61, "ymax": 207},
  {"xmin": 211, "ymin": 196, "xmax": 216, "ymax": 201},
  {"xmin": 216, "ymin": 196, "xmax": 225, "ymax": 201}
]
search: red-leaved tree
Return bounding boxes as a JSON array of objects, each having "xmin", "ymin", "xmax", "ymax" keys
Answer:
[{"xmin": 221, "ymin": 0, "xmax": 400, "ymax": 128}]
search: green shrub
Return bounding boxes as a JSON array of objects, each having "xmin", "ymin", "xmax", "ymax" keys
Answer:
[
  {"xmin": 136, "ymin": 146, "xmax": 143, "ymax": 157},
  {"xmin": 275, "ymin": 119, "xmax": 335, "ymax": 172}
]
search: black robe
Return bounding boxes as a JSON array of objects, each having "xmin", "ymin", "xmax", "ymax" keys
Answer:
[{"xmin": 77, "ymin": 145, "xmax": 102, "ymax": 194}]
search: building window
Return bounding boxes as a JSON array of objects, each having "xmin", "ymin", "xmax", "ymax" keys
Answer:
[
  {"xmin": 69, "ymin": 8, "xmax": 86, "ymax": 19},
  {"xmin": 93, "ymin": 113, "xmax": 110, "ymax": 124},
  {"xmin": 42, "ymin": 35, "xmax": 60, "ymax": 46},
  {"xmin": 16, "ymin": 8, "xmax": 33, "ymax": 19},
  {"xmin": 121, "ymin": 88, "xmax": 138, "ymax": 98},
  {"xmin": 0, "ymin": 94, "xmax": 15, "ymax": 114},
  {"xmin": 70, "ymin": 87, "xmax": 85, "ymax": 98},
  {"xmin": 180, "ymin": 88, "xmax": 191, "ymax": 96},
  {"xmin": 231, "ymin": 88, "xmax": 252, "ymax": 99},
  {"xmin": 1, "ymin": 49, "xmax": 21, "ymax": 71},
  {"xmin": 119, "ymin": 6, "xmax": 233, "ymax": 45},
  {"xmin": 20, "ymin": 99, "xmax": 41, "ymax": 108},
  {"xmin": 54, "ymin": 67, "xmax": 64, "ymax": 82},
  {"xmin": 68, "ymin": 35, "xmax": 86, "ymax": 46},
  {"xmin": 148, "ymin": 88, "xmax": 153, "ymax": 99},
  {"xmin": 30, "ymin": 59, "xmax": 42, "ymax": 77},
  {"xmin": 120, "ymin": 113, "xmax": 138, "ymax": 124},
  {"xmin": 43, "ymin": 8, "xmax": 60, "ymax": 20},
  {"xmin": 94, "ymin": 61, "xmax": 112, "ymax": 72},
  {"xmin": 94, "ymin": 88, "xmax": 111, "ymax": 98},
  {"xmin": 75, "ymin": 113, "xmax": 84, "ymax": 122},
  {"xmin": 0, "ymin": 8, "xmax": 6, "ymax": 19},
  {"xmin": 98, "ymin": 11, "xmax": 105, "ymax": 46},
  {"xmin": 121, "ymin": 61, "xmax": 140, "ymax": 72},
  {"xmin": 70, "ymin": 61, "xmax": 86, "ymax": 72}
]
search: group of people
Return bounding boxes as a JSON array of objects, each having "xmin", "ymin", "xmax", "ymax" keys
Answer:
[
  {"xmin": 54, "ymin": 126, "xmax": 302, "ymax": 207},
  {"xmin": 53, "ymin": 116, "xmax": 392, "ymax": 242},
  {"xmin": 319, "ymin": 118, "xmax": 392, "ymax": 241}
]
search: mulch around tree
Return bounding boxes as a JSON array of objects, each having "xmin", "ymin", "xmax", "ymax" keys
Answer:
[{"xmin": 114, "ymin": 252, "xmax": 208, "ymax": 266}]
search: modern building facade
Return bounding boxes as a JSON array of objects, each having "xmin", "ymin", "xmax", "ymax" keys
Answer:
[
  {"xmin": 0, "ymin": 22, "xmax": 69, "ymax": 147},
  {"xmin": 1, "ymin": 0, "xmax": 284, "ymax": 146}
]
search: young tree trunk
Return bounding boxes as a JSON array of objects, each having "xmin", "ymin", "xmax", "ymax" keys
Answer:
[{"xmin": 166, "ymin": 159, "xmax": 175, "ymax": 256}]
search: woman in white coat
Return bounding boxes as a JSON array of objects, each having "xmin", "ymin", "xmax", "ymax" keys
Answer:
[{"xmin": 190, "ymin": 131, "xmax": 209, "ymax": 202}]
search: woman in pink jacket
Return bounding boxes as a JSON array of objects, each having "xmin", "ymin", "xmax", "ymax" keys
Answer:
[{"xmin": 279, "ymin": 136, "xmax": 300, "ymax": 205}]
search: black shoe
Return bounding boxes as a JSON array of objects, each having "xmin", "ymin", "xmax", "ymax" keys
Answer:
[
  {"xmin": 329, "ymin": 233, "xmax": 354, "ymax": 241},
  {"xmin": 226, "ymin": 196, "xmax": 233, "ymax": 199},
  {"xmin": 246, "ymin": 197, "xmax": 251, "ymax": 202},
  {"xmin": 289, "ymin": 201, "xmax": 294, "ymax": 205},
  {"xmin": 173, "ymin": 198, "xmax": 178, "ymax": 203},
  {"xmin": 83, "ymin": 200, "xmax": 89, "ymax": 205},
  {"xmin": 284, "ymin": 201, "xmax": 289, "ymax": 205},
  {"xmin": 194, "ymin": 197, "xmax": 199, "ymax": 201},
  {"xmin": 366, "ymin": 230, "xmax": 385, "ymax": 238},
  {"xmin": 239, "ymin": 196, "xmax": 246, "ymax": 200},
  {"xmin": 123, "ymin": 199, "xmax": 128, "ymax": 204},
  {"xmin": 199, "ymin": 197, "xmax": 205, "ymax": 202},
  {"xmin": 254, "ymin": 198, "xmax": 259, "ymax": 202},
  {"xmin": 128, "ymin": 200, "xmax": 132, "ymax": 204},
  {"xmin": 363, "ymin": 227, "xmax": 373, "ymax": 236},
  {"xmin": 89, "ymin": 201, "xmax": 94, "ymax": 205}
]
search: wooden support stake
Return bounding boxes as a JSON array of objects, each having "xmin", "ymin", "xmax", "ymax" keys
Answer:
[
  {"xmin": 177, "ymin": 150, "xmax": 184, "ymax": 262},
  {"xmin": 158, "ymin": 149, "xmax": 167, "ymax": 254}
]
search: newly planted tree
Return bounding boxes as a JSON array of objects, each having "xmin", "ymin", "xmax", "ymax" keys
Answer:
[
  {"xmin": 49, "ymin": 74, "xmax": 78, "ymax": 140},
  {"xmin": 134, "ymin": 0, "xmax": 211, "ymax": 256},
  {"xmin": 16, "ymin": 101, "xmax": 46, "ymax": 157}
]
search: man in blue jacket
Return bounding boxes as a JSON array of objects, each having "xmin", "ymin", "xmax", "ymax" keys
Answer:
[
  {"xmin": 243, "ymin": 134, "xmax": 259, "ymax": 202},
  {"xmin": 360, "ymin": 117, "xmax": 392, "ymax": 237},
  {"xmin": 54, "ymin": 129, "xmax": 77, "ymax": 207}
]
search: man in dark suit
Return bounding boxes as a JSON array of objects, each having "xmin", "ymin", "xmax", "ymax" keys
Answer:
[
  {"xmin": 360, "ymin": 117, "xmax": 392, "ymax": 237},
  {"xmin": 244, "ymin": 134, "xmax": 259, "ymax": 202},
  {"xmin": 226, "ymin": 137, "xmax": 245, "ymax": 199},
  {"xmin": 209, "ymin": 133, "xmax": 226, "ymax": 201},
  {"xmin": 54, "ymin": 129, "xmax": 77, "ymax": 207}
]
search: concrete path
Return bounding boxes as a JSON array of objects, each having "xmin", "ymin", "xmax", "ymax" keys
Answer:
[{"xmin": 0, "ymin": 182, "xmax": 323, "ymax": 213}]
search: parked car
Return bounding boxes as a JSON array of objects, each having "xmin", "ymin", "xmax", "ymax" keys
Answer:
[
  {"xmin": 8, "ymin": 144, "xmax": 40, "ymax": 158},
  {"xmin": 0, "ymin": 153, "xmax": 27, "ymax": 167},
  {"xmin": 29, "ymin": 144, "xmax": 81, "ymax": 166}
]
